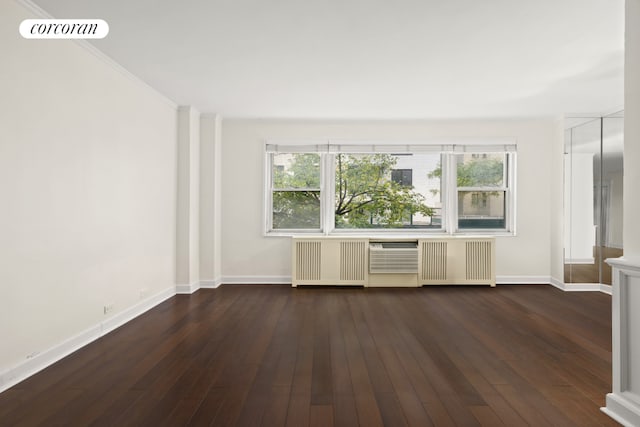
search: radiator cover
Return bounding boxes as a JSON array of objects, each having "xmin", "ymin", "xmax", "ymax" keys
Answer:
[{"xmin": 291, "ymin": 237, "xmax": 495, "ymax": 287}]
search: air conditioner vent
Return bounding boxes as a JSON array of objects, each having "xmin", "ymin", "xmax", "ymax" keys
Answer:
[{"xmin": 369, "ymin": 242, "xmax": 418, "ymax": 273}]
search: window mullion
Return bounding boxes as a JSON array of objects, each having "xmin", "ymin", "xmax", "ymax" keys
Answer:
[
  {"xmin": 265, "ymin": 152, "xmax": 274, "ymax": 233},
  {"xmin": 445, "ymin": 153, "xmax": 457, "ymax": 234},
  {"xmin": 323, "ymin": 153, "xmax": 336, "ymax": 235}
]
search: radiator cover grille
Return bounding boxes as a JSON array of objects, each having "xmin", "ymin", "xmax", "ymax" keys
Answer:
[
  {"xmin": 294, "ymin": 241, "xmax": 321, "ymax": 281},
  {"xmin": 340, "ymin": 241, "xmax": 367, "ymax": 281},
  {"xmin": 421, "ymin": 240, "xmax": 448, "ymax": 280},
  {"xmin": 465, "ymin": 240, "xmax": 493, "ymax": 280}
]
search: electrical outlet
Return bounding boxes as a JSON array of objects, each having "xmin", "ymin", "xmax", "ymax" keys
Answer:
[{"xmin": 103, "ymin": 303, "xmax": 114, "ymax": 315}]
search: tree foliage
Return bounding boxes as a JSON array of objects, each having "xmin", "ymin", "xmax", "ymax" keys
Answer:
[
  {"xmin": 272, "ymin": 153, "xmax": 435, "ymax": 229},
  {"xmin": 334, "ymin": 154, "xmax": 433, "ymax": 228},
  {"xmin": 272, "ymin": 153, "xmax": 321, "ymax": 229},
  {"xmin": 427, "ymin": 155, "xmax": 504, "ymax": 191},
  {"xmin": 456, "ymin": 157, "xmax": 504, "ymax": 187}
]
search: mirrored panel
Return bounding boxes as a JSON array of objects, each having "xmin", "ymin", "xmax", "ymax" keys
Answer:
[{"xmin": 564, "ymin": 111, "xmax": 624, "ymax": 284}]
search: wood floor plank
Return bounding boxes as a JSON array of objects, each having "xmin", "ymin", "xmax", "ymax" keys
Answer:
[
  {"xmin": 309, "ymin": 404, "xmax": 334, "ymax": 427},
  {"xmin": 470, "ymin": 405, "xmax": 507, "ymax": 426},
  {"xmin": 0, "ymin": 285, "xmax": 620, "ymax": 427},
  {"xmin": 342, "ymin": 295, "xmax": 385, "ymax": 427}
]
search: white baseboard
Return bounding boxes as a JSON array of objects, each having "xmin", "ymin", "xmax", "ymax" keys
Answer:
[
  {"xmin": 217, "ymin": 275, "xmax": 615, "ymax": 297},
  {"xmin": 496, "ymin": 275, "xmax": 551, "ymax": 285},
  {"xmin": 550, "ymin": 276, "xmax": 564, "ymax": 290},
  {"xmin": 602, "ymin": 393, "xmax": 640, "ymax": 427},
  {"xmin": 549, "ymin": 278, "xmax": 612, "ymax": 295},
  {"xmin": 565, "ymin": 257, "xmax": 596, "ymax": 264},
  {"xmin": 562, "ymin": 283, "xmax": 603, "ymax": 292},
  {"xmin": 176, "ymin": 282, "xmax": 200, "ymax": 294},
  {"xmin": 221, "ymin": 275, "xmax": 554, "ymax": 286},
  {"xmin": 599, "ymin": 284, "xmax": 612, "ymax": 295},
  {"xmin": 0, "ymin": 286, "xmax": 175, "ymax": 394},
  {"xmin": 200, "ymin": 278, "xmax": 222, "ymax": 289},
  {"xmin": 176, "ymin": 279, "xmax": 223, "ymax": 294},
  {"xmin": 221, "ymin": 275, "xmax": 291, "ymax": 285}
]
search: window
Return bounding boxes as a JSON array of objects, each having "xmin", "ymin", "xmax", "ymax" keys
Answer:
[
  {"xmin": 391, "ymin": 169, "xmax": 413, "ymax": 187},
  {"xmin": 265, "ymin": 143, "xmax": 515, "ymax": 235},
  {"xmin": 335, "ymin": 154, "xmax": 441, "ymax": 229},
  {"xmin": 270, "ymin": 153, "xmax": 321, "ymax": 230},
  {"xmin": 456, "ymin": 153, "xmax": 508, "ymax": 230}
]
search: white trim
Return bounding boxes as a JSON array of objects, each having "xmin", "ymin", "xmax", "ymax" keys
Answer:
[
  {"xmin": 562, "ymin": 283, "xmax": 603, "ymax": 292},
  {"xmin": 600, "ymin": 284, "xmax": 613, "ymax": 295},
  {"xmin": 16, "ymin": 0, "xmax": 177, "ymax": 110},
  {"xmin": 200, "ymin": 279, "xmax": 223, "ymax": 289},
  {"xmin": 217, "ymin": 275, "xmax": 612, "ymax": 292},
  {"xmin": 496, "ymin": 275, "xmax": 551, "ymax": 285},
  {"xmin": 266, "ymin": 138, "xmax": 517, "ymax": 152},
  {"xmin": 176, "ymin": 282, "xmax": 200, "ymax": 294},
  {"xmin": 550, "ymin": 276, "xmax": 565, "ymax": 290},
  {"xmin": 564, "ymin": 257, "xmax": 596, "ymax": 264},
  {"xmin": 602, "ymin": 257, "xmax": 640, "ymax": 425},
  {"xmin": 549, "ymin": 278, "xmax": 613, "ymax": 294},
  {"xmin": 221, "ymin": 276, "xmax": 292, "ymax": 285},
  {"xmin": 602, "ymin": 393, "xmax": 640, "ymax": 427},
  {"xmin": 0, "ymin": 286, "xmax": 175, "ymax": 394}
]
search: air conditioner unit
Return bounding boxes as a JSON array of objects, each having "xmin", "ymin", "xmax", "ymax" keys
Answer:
[{"xmin": 369, "ymin": 242, "xmax": 418, "ymax": 273}]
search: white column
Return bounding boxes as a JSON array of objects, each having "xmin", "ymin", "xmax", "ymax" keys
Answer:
[
  {"xmin": 604, "ymin": 259, "xmax": 640, "ymax": 426},
  {"xmin": 199, "ymin": 114, "xmax": 223, "ymax": 287},
  {"xmin": 176, "ymin": 106, "xmax": 200, "ymax": 293},
  {"xmin": 602, "ymin": 1, "xmax": 640, "ymax": 425}
]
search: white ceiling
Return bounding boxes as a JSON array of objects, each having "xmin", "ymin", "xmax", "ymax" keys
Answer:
[{"xmin": 31, "ymin": 0, "xmax": 624, "ymax": 119}]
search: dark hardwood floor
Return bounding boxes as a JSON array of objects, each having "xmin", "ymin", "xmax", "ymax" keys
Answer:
[{"xmin": 0, "ymin": 285, "xmax": 619, "ymax": 426}]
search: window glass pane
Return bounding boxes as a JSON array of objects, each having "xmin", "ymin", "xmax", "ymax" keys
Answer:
[
  {"xmin": 391, "ymin": 169, "xmax": 412, "ymax": 186},
  {"xmin": 456, "ymin": 153, "xmax": 505, "ymax": 187},
  {"xmin": 458, "ymin": 191, "xmax": 505, "ymax": 229},
  {"xmin": 272, "ymin": 191, "xmax": 320, "ymax": 229},
  {"xmin": 273, "ymin": 153, "xmax": 320, "ymax": 189},
  {"xmin": 334, "ymin": 153, "xmax": 442, "ymax": 229}
]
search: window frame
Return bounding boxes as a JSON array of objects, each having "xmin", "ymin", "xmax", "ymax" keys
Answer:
[
  {"xmin": 264, "ymin": 142, "xmax": 516, "ymax": 237},
  {"xmin": 450, "ymin": 151, "xmax": 516, "ymax": 234},
  {"xmin": 265, "ymin": 152, "xmax": 324, "ymax": 234}
]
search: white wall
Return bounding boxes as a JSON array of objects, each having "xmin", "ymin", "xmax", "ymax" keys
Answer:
[
  {"xmin": 625, "ymin": 0, "xmax": 640, "ymax": 257},
  {"xmin": 221, "ymin": 119, "xmax": 556, "ymax": 282},
  {"xmin": 0, "ymin": 0, "xmax": 177, "ymax": 377}
]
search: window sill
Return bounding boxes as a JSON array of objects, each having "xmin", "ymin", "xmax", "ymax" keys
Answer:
[{"xmin": 265, "ymin": 230, "xmax": 516, "ymax": 238}]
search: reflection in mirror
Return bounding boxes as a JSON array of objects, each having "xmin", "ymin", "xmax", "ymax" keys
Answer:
[{"xmin": 564, "ymin": 111, "xmax": 623, "ymax": 285}]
